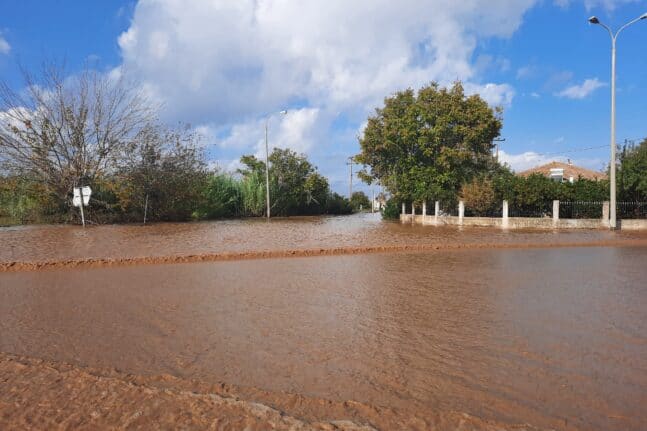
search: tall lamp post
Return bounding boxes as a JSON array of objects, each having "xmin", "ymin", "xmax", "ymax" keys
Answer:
[
  {"xmin": 588, "ymin": 13, "xmax": 647, "ymax": 229},
  {"xmin": 264, "ymin": 110, "xmax": 288, "ymax": 219}
]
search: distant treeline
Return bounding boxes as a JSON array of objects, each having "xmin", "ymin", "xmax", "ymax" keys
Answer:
[
  {"xmin": 0, "ymin": 63, "xmax": 359, "ymax": 226},
  {"xmin": 0, "ymin": 146, "xmax": 357, "ymax": 225}
]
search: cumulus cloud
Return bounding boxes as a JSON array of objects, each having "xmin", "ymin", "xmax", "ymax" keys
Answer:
[
  {"xmin": 556, "ymin": 78, "xmax": 606, "ymax": 99},
  {"xmin": 0, "ymin": 35, "xmax": 10, "ymax": 55},
  {"xmin": 116, "ymin": 0, "xmax": 541, "ymax": 191},
  {"xmin": 118, "ymin": 0, "xmax": 537, "ymax": 122},
  {"xmin": 464, "ymin": 82, "xmax": 516, "ymax": 107},
  {"xmin": 198, "ymin": 108, "xmax": 322, "ymax": 156}
]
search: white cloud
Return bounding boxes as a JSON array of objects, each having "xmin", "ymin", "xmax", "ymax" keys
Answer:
[
  {"xmin": 208, "ymin": 159, "xmax": 244, "ymax": 174},
  {"xmin": 465, "ymin": 82, "xmax": 516, "ymax": 107},
  {"xmin": 556, "ymin": 78, "xmax": 606, "ymax": 99},
  {"xmin": 499, "ymin": 150, "xmax": 554, "ymax": 172},
  {"xmin": 0, "ymin": 36, "xmax": 10, "ymax": 55},
  {"xmin": 499, "ymin": 150, "xmax": 604, "ymax": 172},
  {"xmin": 116, "ymin": 0, "xmax": 540, "ymax": 191},
  {"xmin": 198, "ymin": 107, "xmax": 322, "ymax": 155},
  {"xmin": 118, "ymin": 0, "xmax": 536, "ymax": 123}
]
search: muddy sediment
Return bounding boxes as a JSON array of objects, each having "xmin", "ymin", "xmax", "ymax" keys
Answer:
[
  {"xmin": 0, "ymin": 352, "xmax": 547, "ymax": 431},
  {"xmin": 2, "ymin": 239, "xmax": 647, "ymax": 272}
]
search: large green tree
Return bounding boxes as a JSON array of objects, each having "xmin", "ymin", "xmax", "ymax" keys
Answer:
[{"xmin": 356, "ymin": 82, "xmax": 502, "ymax": 203}]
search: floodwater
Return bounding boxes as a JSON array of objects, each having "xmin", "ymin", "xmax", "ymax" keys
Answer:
[
  {"xmin": 1, "ymin": 214, "xmax": 647, "ymax": 430},
  {"xmin": 2, "ymin": 213, "xmax": 646, "ymax": 265}
]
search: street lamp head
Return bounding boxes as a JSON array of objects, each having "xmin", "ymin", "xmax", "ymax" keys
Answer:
[
  {"xmin": 588, "ymin": 16, "xmax": 600, "ymax": 24},
  {"xmin": 280, "ymin": 110, "xmax": 288, "ymax": 115},
  {"xmin": 640, "ymin": 13, "xmax": 647, "ymax": 20}
]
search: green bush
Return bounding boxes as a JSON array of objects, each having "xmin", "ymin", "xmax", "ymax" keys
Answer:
[
  {"xmin": 199, "ymin": 174, "xmax": 243, "ymax": 219},
  {"xmin": 324, "ymin": 193, "xmax": 353, "ymax": 215},
  {"xmin": 382, "ymin": 198, "xmax": 401, "ymax": 220}
]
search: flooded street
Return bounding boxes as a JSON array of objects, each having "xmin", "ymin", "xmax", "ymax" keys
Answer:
[
  {"xmin": 1, "ymin": 214, "xmax": 647, "ymax": 430},
  {"xmin": 2, "ymin": 213, "xmax": 645, "ymax": 265}
]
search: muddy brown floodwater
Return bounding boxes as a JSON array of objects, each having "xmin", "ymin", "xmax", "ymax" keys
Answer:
[{"xmin": 1, "ymin": 213, "xmax": 647, "ymax": 430}]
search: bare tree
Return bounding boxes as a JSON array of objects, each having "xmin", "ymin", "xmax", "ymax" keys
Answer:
[
  {"xmin": 0, "ymin": 63, "xmax": 155, "ymax": 207},
  {"xmin": 113, "ymin": 123, "xmax": 207, "ymax": 222}
]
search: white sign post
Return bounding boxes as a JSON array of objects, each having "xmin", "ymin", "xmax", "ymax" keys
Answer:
[{"xmin": 73, "ymin": 186, "xmax": 92, "ymax": 227}]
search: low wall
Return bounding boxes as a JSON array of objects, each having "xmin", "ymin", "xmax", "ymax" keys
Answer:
[
  {"xmin": 619, "ymin": 219, "xmax": 647, "ymax": 230},
  {"xmin": 401, "ymin": 214, "xmax": 612, "ymax": 230}
]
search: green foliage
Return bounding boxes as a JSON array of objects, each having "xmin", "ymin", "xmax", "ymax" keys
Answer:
[
  {"xmin": 1, "ymin": 145, "xmax": 353, "ymax": 224},
  {"xmin": 486, "ymin": 168, "xmax": 608, "ymax": 215},
  {"xmin": 382, "ymin": 198, "xmax": 401, "ymax": 220},
  {"xmin": 323, "ymin": 193, "xmax": 353, "ymax": 215},
  {"xmin": 0, "ymin": 176, "xmax": 56, "ymax": 225},
  {"xmin": 236, "ymin": 148, "xmax": 338, "ymax": 216},
  {"xmin": 618, "ymin": 139, "xmax": 647, "ymax": 201},
  {"xmin": 198, "ymin": 174, "xmax": 243, "ymax": 219},
  {"xmin": 239, "ymin": 170, "xmax": 267, "ymax": 216},
  {"xmin": 114, "ymin": 125, "xmax": 208, "ymax": 222},
  {"xmin": 460, "ymin": 177, "xmax": 497, "ymax": 216},
  {"xmin": 357, "ymin": 82, "xmax": 502, "ymax": 203},
  {"xmin": 350, "ymin": 191, "xmax": 371, "ymax": 212}
]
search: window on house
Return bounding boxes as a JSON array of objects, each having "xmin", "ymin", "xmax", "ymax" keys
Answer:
[{"xmin": 549, "ymin": 168, "xmax": 564, "ymax": 182}]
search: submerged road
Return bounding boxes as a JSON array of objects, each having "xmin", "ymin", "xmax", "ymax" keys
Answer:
[{"xmin": 1, "ymin": 214, "xmax": 646, "ymax": 430}]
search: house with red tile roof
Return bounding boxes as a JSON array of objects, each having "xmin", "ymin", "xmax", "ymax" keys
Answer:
[{"xmin": 517, "ymin": 160, "xmax": 607, "ymax": 183}]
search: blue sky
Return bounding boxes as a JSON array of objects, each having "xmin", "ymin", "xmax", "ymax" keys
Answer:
[{"xmin": 1, "ymin": 0, "xmax": 645, "ymax": 195}]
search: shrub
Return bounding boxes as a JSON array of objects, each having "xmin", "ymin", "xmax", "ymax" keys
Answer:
[
  {"xmin": 460, "ymin": 177, "xmax": 496, "ymax": 216},
  {"xmin": 382, "ymin": 198, "xmax": 401, "ymax": 220}
]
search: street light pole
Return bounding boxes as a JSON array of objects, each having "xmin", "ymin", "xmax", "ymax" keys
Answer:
[
  {"xmin": 589, "ymin": 13, "xmax": 646, "ymax": 229},
  {"xmin": 346, "ymin": 157, "xmax": 354, "ymax": 198},
  {"xmin": 493, "ymin": 137, "xmax": 505, "ymax": 162},
  {"xmin": 264, "ymin": 110, "xmax": 288, "ymax": 219}
]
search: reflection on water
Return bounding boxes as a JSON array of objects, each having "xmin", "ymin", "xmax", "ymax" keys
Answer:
[{"xmin": 1, "ymin": 246, "xmax": 646, "ymax": 430}]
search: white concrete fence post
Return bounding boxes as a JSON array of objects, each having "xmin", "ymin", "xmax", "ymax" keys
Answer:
[
  {"xmin": 602, "ymin": 201, "xmax": 610, "ymax": 225},
  {"xmin": 434, "ymin": 201, "xmax": 440, "ymax": 225},
  {"xmin": 422, "ymin": 201, "xmax": 426, "ymax": 217},
  {"xmin": 411, "ymin": 203, "xmax": 416, "ymax": 216},
  {"xmin": 553, "ymin": 200, "xmax": 560, "ymax": 226},
  {"xmin": 502, "ymin": 200, "xmax": 509, "ymax": 229},
  {"xmin": 458, "ymin": 200, "xmax": 465, "ymax": 225},
  {"xmin": 402, "ymin": 202, "xmax": 406, "ymax": 215}
]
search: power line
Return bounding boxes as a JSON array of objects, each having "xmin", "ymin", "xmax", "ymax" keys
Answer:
[
  {"xmin": 539, "ymin": 145, "xmax": 607, "ymax": 157},
  {"xmin": 536, "ymin": 138, "xmax": 643, "ymax": 157}
]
